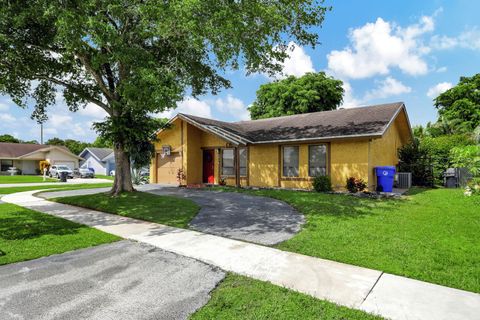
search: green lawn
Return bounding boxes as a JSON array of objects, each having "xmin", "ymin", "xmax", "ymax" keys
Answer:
[
  {"xmin": 0, "ymin": 183, "xmax": 113, "ymax": 195},
  {"xmin": 0, "ymin": 175, "xmax": 57, "ymax": 183},
  {"xmin": 213, "ymin": 187, "xmax": 480, "ymax": 293},
  {"xmin": 95, "ymin": 174, "xmax": 115, "ymax": 180},
  {"xmin": 0, "ymin": 203, "xmax": 119, "ymax": 265},
  {"xmin": 191, "ymin": 274, "xmax": 382, "ymax": 320},
  {"xmin": 53, "ymin": 191, "xmax": 200, "ymax": 228}
]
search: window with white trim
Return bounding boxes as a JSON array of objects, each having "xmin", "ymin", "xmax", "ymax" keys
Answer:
[
  {"xmin": 221, "ymin": 149, "xmax": 234, "ymax": 176},
  {"xmin": 309, "ymin": 145, "xmax": 327, "ymax": 176},
  {"xmin": 282, "ymin": 146, "xmax": 299, "ymax": 177}
]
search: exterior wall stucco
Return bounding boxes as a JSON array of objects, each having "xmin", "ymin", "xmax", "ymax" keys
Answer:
[{"xmin": 330, "ymin": 140, "xmax": 370, "ymax": 190}]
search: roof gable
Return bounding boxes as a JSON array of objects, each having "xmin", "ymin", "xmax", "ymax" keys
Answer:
[
  {"xmin": 173, "ymin": 102, "xmax": 409, "ymax": 144},
  {"xmin": 79, "ymin": 147, "xmax": 113, "ymax": 161}
]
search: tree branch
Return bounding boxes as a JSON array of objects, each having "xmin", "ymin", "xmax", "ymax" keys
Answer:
[
  {"xmin": 37, "ymin": 75, "xmax": 112, "ymax": 115},
  {"xmin": 75, "ymin": 53, "xmax": 116, "ymax": 102}
]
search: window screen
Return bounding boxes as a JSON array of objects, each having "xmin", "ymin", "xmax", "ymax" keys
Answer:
[
  {"xmin": 283, "ymin": 146, "xmax": 299, "ymax": 177},
  {"xmin": 222, "ymin": 149, "xmax": 234, "ymax": 176},
  {"xmin": 309, "ymin": 145, "xmax": 327, "ymax": 176}
]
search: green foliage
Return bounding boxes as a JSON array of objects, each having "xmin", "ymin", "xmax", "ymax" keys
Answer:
[
  {"xmin": 312, "ymin": 175, "xmax": 332, "ymax": 192},
  {"xmin": 398, "ymin": 140, "xmax": 434, "ymax": 186},
  {"xmin": 345, "ymin": 177, "xmax": 366, "ymax": 193},
  {"xmin": 249, "ymin": 72, "xmax": 343, "ymax": 119},
  {"xmin": 434, "ymin": 73, "xmax": 480, "ymax": 133},
  {"xmin": 421, "ymin": 134, "xmax": 475, "ymax": 183},
  {"xmin": 46, "ymin": 137, "xmax": 90, "ymax": 155},
  {"xmin": 0, "ymin": 134, "xmax": 20, "ymax": 143},
  {"xmin": 450, "ymin": 145, "xmax": 480, "ymax": 176},
  {"xmin": 0, "ymin": 134, "xmax": 38, "ymax": 144},
  {"xmin": 0, "ymin": 0, "xmax": 329, "ymax": 191}
]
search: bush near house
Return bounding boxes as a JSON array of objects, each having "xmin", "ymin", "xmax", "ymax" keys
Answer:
[
  {"xmin": 345, "ymin": 177, "xmax": 366, "ymax": 193},
  {"xmin": 312, "ymin": 175, "xmax": 332, "ymax": 192}
]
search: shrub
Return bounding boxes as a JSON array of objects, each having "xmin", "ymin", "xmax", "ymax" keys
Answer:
[
  {"xmin": 219, "ymin": 177, "xmax": 227, "ymax": 186},
  {"xmin": 421, "ymin": 134, "xmax": 475, "ymax": 184},
  {"xmin": 398, "ymin": 140, "xmax": 434, "ymax": 186},
  {"xmin": 176, "ymin": 168, "xmax": 186, "ymax": 186},
  {"xmin": 346, "ymin": 177, "xmax": 367, "ymax": 193},
  {"xmin": 312, "ymin": 175, "xmax": 332, "ymax": 192}
]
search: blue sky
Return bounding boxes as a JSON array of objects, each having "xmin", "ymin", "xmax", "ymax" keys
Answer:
[{"xmin": 1, "ymin": 0, "xmax": 480, "ymax": 143}]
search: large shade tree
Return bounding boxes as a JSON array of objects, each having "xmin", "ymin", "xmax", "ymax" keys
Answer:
[
  {"xmin": 0, "ymin": 0, "xmax": 329, "ymax": 194},
  {"xmin": 249, "ymin": 72, "xmax": 344, "ymax": 119},
  {"xmin": 434, "ymin": 73, "xmax": 480, "ymax": 133}
]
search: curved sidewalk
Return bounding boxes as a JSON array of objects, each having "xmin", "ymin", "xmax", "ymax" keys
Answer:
[{"xmin": 2, "ymin": 190, "xmax": 480, "ymax": 320}]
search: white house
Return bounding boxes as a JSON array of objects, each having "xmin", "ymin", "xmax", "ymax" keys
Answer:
[
  {"xmin": 0, "ymin": 142, "xmax": 82, "ymax": 174},
  {"xmin": 79, "ymin": 147, "xmax": 115, "ymax": 175}
]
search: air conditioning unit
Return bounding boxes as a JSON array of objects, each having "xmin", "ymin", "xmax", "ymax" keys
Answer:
[{"xmin": 396, "ymin": 172, "xmax": 412, "ymax": 189}]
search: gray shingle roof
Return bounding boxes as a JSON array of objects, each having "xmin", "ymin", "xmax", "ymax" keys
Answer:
[
  {"xmin": 0, "ymin": 143, "xmax": 72, "ymax": 158},
  {"xmin": 85, "ymin": 147, "xmax": 113, "ymax": 161},
  {"xmin": 180, "ymin": 102, "xmax": 406, "ymax": 144}
]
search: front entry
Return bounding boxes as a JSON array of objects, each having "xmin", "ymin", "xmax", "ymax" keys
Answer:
[{"xmin": 203, "ymin": 149, "xmax": 215, "ymax": 184}]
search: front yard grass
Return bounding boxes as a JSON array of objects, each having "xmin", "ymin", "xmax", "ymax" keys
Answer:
[
  {"xmin": 53, "ymin": 191, "xmax": 200, "ymax": 228},
  {"xmin": 0, "ymin": 175, "xmax": 57, "ymax": 183},
  {"xmin": 191, "ymin": 273, "xmax": 382, "ymax": 320},
  {"xmin": 214, "ymin": 187, "xmax": 480, "ymax": 293},
  {"xmin": 0, "ymin": 203, "xmax": 119, "ymax": 265},
  {"xmin": 0, "ymin": 183, "xmax": 113, "ymax": 195}
]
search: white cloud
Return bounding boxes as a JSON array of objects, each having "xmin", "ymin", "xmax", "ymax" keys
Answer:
[
  {"xmin": 430, "ymin": 28, "xmax": 480, "ymax": 51},
  {"xmin": 327, "ymin": 15, "xmax": 434, "ymax": 79},
  {"xmin": 0, "ymin": 113, "xmax": 15, "ymax": 122},
  {"xmin": 278, "ymin": 42, "xmax": 315, "ymax": 78},
  {"xmin": 156, "ymin": 97, "xmax": 213, "ymax": 119},
  {"xmin": 436, "ymin": 66, "xmax": 447, "ymax": 73},
  {"xmin": 0, "ymin": 102, "xmax": 9, "ymax": 112},
  {"xmin": 427, "ymin": 82, "xmax": 453, "ymax": 98},
  {"xmin": 214, "ymin": 94, "xmax": 250, "ymax": 120},
  {"xmin": 77, "ymin": 103, "xmax": 108, "ymax": 120},
  {"xmin": 340, "ymin": 81, "xmax": 363, "ymax": 109},
  {"xmin": 364, "ymin": 77, "xmax": 412, "ymax": 100}
]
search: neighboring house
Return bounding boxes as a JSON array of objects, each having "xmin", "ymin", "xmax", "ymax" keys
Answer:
[
  {"xmin": 79, "ymin": 147, "xmax": 115, "ymax": 175},
  {"xmin": 150, "ymin": 102, "xmax": 413, "ymax": 190},
  {"xmin": 0, "ymin": 142, "xmax": 82, "ymax": 175}
]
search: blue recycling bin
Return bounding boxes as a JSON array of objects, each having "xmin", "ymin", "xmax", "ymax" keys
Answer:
[{"xmin": 375, "ymin": 166, "xmax": 396, "ymax": 192}]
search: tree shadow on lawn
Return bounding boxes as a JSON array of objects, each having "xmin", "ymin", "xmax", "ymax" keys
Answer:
[
  {"xmin": 0, "ymin": 207, "xmax": 86, "ymax": 241},
  {"xmin": 246, "ymin": 190, "xmax": 409, "ymax": 220}
]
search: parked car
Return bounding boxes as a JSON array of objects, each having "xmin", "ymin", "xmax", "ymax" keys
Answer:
[
  {"xmin": 49, "ymin": 165, "xmax": 74, "ymax": 179},
  {"xmin": 74, "ymin": 168, "xmax": 95, "ymax": 178}
]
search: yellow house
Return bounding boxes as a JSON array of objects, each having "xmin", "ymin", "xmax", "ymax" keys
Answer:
[{"xmin": 150, "ymin": 102, "xmax": 413, "ymax": 190}]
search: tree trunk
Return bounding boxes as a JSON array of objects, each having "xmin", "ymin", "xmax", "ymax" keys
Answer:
[{"xmin": 111, "ymin": 142, "xmax": 134, "ymax": 195}]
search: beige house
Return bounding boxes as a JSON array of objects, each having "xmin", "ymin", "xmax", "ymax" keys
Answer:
[{"xmin": 0, "ymin": 142, "xmax": 82, "ymax": 174}]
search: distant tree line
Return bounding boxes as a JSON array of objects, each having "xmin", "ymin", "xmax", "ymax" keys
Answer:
[{"xmin": 0, "ymin": 134, "xmax": 110, "ymax": 155}]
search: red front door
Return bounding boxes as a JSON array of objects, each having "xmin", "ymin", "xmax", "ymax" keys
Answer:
[{"xmin": 203, "ymin": 149, "xmax": 215, "ymax": 184}]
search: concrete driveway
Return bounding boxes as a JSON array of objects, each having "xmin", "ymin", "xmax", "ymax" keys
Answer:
[
  {"xmin": 0, "ymin": 241, "xmax": 224, "ymax": 320},
  {"xmin": 40, "ymin": 185, "xmax": 305, "ymax": 246}
]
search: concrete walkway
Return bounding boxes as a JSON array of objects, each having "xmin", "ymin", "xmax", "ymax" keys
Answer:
[
  {"xmin": 0, "ymin": 178, "xmax": 112, "ymax": 188},
  {"xmin": 40, "ymin": 186, "xmax": 304, "ymax": 245},
  {"xmin": 2, "ymin": 191, "xmax": 480, "ymax": 320}
]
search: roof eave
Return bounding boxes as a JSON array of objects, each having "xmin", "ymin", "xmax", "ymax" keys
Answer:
[{"xmin": 251, "ymin": 133, "xmax": 383, "ymax": 144}]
